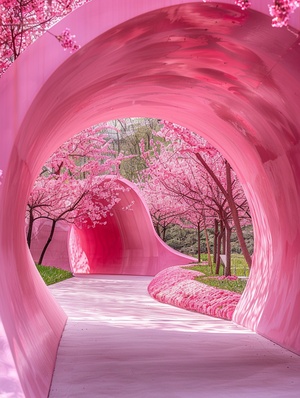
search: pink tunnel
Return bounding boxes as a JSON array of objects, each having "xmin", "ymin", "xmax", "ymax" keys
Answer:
[
  {"xmin": 28, "ymin": 178, "xmax": 194, "ymax": 274},
  {"xmin": 1, "ymin": 1, "xmax": 300, "ymax": 396},
  {"xmin": 69, "ymin": 178, "xmax": 194, "ymax": 275}
]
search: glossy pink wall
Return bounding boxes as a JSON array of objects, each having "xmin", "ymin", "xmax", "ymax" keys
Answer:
[
  {"xmin": 1, "ymin": 1, "xmax": 300, "ymax": 396},
  {"xmin": 69, "ymin": 179, "xmax": 195, "ymax": 275}
]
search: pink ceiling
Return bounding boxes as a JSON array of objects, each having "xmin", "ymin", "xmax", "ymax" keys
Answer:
[{"xmin": 1, "ymin": 1, "xmax": 300, "ymax": 396}]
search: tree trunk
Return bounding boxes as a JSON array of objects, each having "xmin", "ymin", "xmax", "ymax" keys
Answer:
[
  {"xmin": 204, "ymin": 226, "xmax": 213, "ymax": 272},
  {"xmin": 116, "ymin": 131, "xmax": 121, "ymax": 154},
  {"xmin": 213, "ymin": 219, "xmax": 218, "ymax": 264},
  {"xmin": 27, "ymin": 208, "xmax": 34, "ymax": 248},
  {"xmin": 225, "ymin": 161, "xmax": 252, "ymax": 268},
  {"xmin": 197, "ymin": 222, "xmax": 201, "ymax": 263},
  {"xmin": 38, "ymin": 219, "xmax": 57, "ymax": 265},
  {"xmin": 162, "ymin": 225, "xmax": 167, "ymax": 242},
  {"xmin": 215, "ymin": 220, "xmax": 224, "ymax": 275},
  {"xmin": 155, "ymin": 224, "xmax": 161, "ymax": 238},
  {"xmin": 225, "ymin": 226, "xmax": 232, "ymax": 277},
  {"xmin": 195, "ymin": 153, "xmax": 252, "ymax": 269},
  {"xmin": 222, "ymin": 223, "xmax": 226, "ymax": 255}
]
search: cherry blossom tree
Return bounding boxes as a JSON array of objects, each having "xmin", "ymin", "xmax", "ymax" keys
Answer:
[
  {"xmin": 179, "ymin": 204, "xmax": 209, "ymax": 265},
  {"xmin": 138, "ymin": 134, "xmax": 212, "ymax": 264},
  {"xmin": 138, "ymin": 180, "xmax": 189, "ymax": 241},
  {"xmin": 138, "ymin": 121, "xmax": 252, "ymax": 276},
  {"xmin": 27, "ymin": 125, "xmax": 127, "ymax": 264},
  {"xmin": 0, "ymin": 0, "xmax": 84, "ymax": 75},
  {"xmin": 161, "ymin": 121, "xmax": 252, "ymax": 269},
  {"xmin": 1, "ymin": 0, "xmax": 298, "ymax": 76}
]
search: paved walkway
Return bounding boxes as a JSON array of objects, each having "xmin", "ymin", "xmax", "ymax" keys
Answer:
[{"xmin": 49, "ymin": 276, "xmax": 300, "ymax": 397}]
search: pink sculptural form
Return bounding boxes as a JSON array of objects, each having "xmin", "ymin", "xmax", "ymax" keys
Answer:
[
  {"xmin": 29, "ymin": 178, "xmax": 194, "ymax": 275},
  {"xmin": 1, "ymin": 1, "xmax": 300, "ymax": 397}
]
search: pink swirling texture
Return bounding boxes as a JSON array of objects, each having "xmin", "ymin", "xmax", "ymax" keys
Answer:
[{"xmin": 148, "ymin": 266, "xmax": 241, "ymax": 321}]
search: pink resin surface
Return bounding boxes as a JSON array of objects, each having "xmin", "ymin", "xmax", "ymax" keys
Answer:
[
  {"xmin": 69, "ymin": 178, "xmax": 195, "ymax": 275},
  {"xmin": 1, "ymin": 1, "xmax": 300, "ymax": 396},
  {"xmin": 48, "ymin": 276, "xmax": 300, "ymax": 398}
]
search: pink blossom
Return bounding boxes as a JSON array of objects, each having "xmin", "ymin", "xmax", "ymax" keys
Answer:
[
  {"xmin": 26, "ymin": 124, "xmax": 130, "ymax": 263},
  {"xmin": 235, "ymin": 0, "xmax": 252, "ymax": 10},
  {"xmin": 148, "ymin": 266, "xmax": 241, "ymax": 321},
  {"xmin": 0, "ymin": 0, "xmax": 86, "ymax": 75},
  {"xmin": 268, "ymin": 0, "xmax": 300, "ymax": 27},
  {"xmin": 56, "ymin": 28, "xmax": 80, "ymax": 53}
]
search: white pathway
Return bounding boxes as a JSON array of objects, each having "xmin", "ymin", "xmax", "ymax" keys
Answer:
[{"xmin": 49, "ymin": 276, "xmax": 300, "ymax": 397}]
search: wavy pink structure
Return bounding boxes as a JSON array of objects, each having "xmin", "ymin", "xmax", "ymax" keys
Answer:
[
  {"xmin": 28, "ymin": 178, "xmax": 194, "ymax": 274},
  {"xmin": 1, "ymin": 1, "xmax": 300, "ymax": 396},
  {"xmin": 69, "ymin": 178, "xmax": 194, "ymax": 275}
]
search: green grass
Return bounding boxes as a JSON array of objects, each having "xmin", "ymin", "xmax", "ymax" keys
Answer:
[
  {"xmin": 36, "ymin": 264, "xmax": 73, "ymax": 286},
  {"xmin": 195, "ymin": 275, "xmax": 247, "ymax": 294},
  {"xmin": 185, "ymin": 254, "xmax": 249, "ymax": 294},
  {"xmin": 231, "ymin": 254, "xmax": 250, "ymax": 277}
]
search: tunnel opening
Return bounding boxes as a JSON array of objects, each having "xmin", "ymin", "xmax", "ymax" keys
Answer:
[
  {"xmin": 27, "ymin": 117, "xmax": 253, "ymax": 279},
  {"xmin": 1, "ymin": 2, "xmax": 300, "ymax": 396}
]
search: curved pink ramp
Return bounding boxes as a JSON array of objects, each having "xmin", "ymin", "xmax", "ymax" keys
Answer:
[
  {"xmin": 69, "ymin": 179, "xmax": 195, "ymax": 275},
  {"xmin": 1, "ymin": 1, "xmax": 300, "ymax": 397}
]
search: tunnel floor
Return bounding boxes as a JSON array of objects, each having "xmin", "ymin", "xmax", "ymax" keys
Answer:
[{"xmin": 48, "ymin": 275, "xmax": 300, "ymax": 397}]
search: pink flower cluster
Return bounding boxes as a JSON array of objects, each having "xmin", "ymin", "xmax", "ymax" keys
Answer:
[
  {"xmin": 235, "ymin": 0, "xmax": 252, "ymax": 10},
  {"xmin": 56, "ymin": 28, "xmax": 80, "ymax": 53},
  {"xmin": 148, "ymin": 266, "xmax": 241, "ymax": 321},
  {"xmin": 268, "ymin": 0, "xmax": 299, "ymax": 27}
]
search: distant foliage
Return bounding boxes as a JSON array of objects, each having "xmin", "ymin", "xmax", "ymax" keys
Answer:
[{"xmin": 164, "ymin": 224, "xmax": 253, "ymax": 258}]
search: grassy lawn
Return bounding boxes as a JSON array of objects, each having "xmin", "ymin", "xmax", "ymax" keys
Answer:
[
  {"xmin": 36, "ymin": 264, "xmax": 73, "ymax": 286},
  {"xmin": 185, "ymin": 254, "xmax": 249, "ymax": 294},
  {"xmin": 231, "ymin": 254, "xmax": 250, "ymax": 277}
]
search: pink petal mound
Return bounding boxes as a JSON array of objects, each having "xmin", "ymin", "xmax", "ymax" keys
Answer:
[{"xmin": 148, "ymin": 266, "xmax": 241, "ymax": 320}]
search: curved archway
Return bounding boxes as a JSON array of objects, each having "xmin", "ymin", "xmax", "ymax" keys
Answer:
[{"xmin": 1, "ymin": 2, "xmax": 300, "ymax": 396}]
